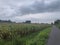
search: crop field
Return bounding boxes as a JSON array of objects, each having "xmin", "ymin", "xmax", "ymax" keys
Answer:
[{"xmin": 0, "ymin": 23, "xmax": 51, "ymax": 45}]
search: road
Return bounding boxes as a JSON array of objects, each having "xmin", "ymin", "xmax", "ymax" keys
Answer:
[{"xmin": 47, "ymin": 26, "xmax": 60, "ymax": 45}]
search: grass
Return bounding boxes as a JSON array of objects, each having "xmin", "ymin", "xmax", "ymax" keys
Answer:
[
  {"xmin": 26, "ymin": 28, "xmax": 51, "ymax": 45},
  {"xmin": 0, "ymin": 23, "xmax": 51, "ymax": 45}
]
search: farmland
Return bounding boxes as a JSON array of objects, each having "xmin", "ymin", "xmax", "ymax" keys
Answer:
[{"xmin": 0, "ymin": 23, "xmax": 51, "ymax": 45}]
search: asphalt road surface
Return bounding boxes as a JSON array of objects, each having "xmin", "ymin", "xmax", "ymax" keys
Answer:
[{"xmin": 47, "ymin": 26, "xmax": 60, "ymax": 45}]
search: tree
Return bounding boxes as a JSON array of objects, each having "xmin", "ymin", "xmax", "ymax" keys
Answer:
[
  {"xmin": 25, "ymin": 20, "xmax": 31, "ymax": 23},
  {"xmin": 54, "ymin": 20, "xmax": 60, "ymax": 24}
]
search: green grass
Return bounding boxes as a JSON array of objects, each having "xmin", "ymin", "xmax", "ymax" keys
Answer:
[
  {"xmin": 25, "ymin": 28, "xmax": 51, "ymax": 45},
  {"xmin": 0, "ymin": 23, "xmax": 51, "ymax": 45}
]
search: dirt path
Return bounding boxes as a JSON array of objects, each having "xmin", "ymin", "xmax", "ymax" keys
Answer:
[{"xmin": 47, "ymin": 26, "xmax": 60, "ymax": 45}]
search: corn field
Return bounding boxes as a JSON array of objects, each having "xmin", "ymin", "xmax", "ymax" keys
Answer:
[{"xmin": 0, "ymin": 23, "xmax": 51, "ymax": 45}]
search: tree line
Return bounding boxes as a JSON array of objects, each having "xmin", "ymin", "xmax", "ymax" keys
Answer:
[
  {"xmin": 0, "ymin": 20, "xmax": 31, "ymax": 23},
  {"xmin": 0, "ymin": 20, "xmax": 12, "ymax": 23},
  {"xmin": 54, "ymin": 20, "xmax": 60, "ymax": 24}
]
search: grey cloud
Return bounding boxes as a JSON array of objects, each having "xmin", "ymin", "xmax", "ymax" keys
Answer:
[
  {"xmin": 0, "ymin": 0, "xmax": 60, "ymax": 23},
  {"xmin": 0, "ymin": 0, "xmax": 35, "ymax": 18},
  {"xmin": 19, "ymin": 0, "xmax": 60, "ymax": 15}
]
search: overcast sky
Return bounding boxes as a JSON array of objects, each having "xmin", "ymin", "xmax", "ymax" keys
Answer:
[{"xmin": 0, "ymin": 0, "xmax": 60, "ymax": 23}]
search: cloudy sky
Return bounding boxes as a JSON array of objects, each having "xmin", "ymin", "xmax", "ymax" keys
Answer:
[{"xmin": 0, "ymin": 0, "xmax": 60, "ymax": 23}]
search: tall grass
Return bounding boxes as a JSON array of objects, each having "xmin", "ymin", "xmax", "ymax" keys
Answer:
[{"xmin": 0, "ymin": 23, "xmax": 51, "ymax": 45}]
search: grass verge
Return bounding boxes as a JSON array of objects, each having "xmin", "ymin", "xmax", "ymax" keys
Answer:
[{"xmin": 25, "ymin": 27, "xmax": 51, "ymax": 45}]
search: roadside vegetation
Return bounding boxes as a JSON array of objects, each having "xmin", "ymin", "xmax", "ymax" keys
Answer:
[
  {"xmin": 54, "ymin": 20, "xmax": 60, "ymax": 28},
  {"xmin": 0, "ymin": 23, "xmax": 51, "ymax": 45}
]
